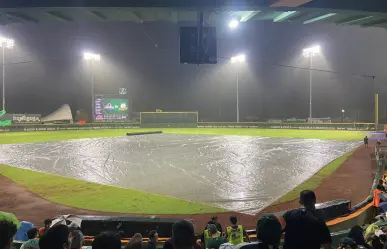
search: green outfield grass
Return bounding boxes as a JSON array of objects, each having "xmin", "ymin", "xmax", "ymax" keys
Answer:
[
  {"xmin": 272, "ymin": 150, "xmax": 355, "ymax": 205},
  {"xmin": 0, "ymin": 128, "xmax": 366, "ymax": 144},
  {"xmin": 0, "ymin": 165, "xmax": 225, "ymax": 214}
]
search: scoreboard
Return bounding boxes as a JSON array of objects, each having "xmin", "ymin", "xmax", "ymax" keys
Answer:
[{"xmin": 95, "ymin": 96, "xmax": 129, "ymax": 122}]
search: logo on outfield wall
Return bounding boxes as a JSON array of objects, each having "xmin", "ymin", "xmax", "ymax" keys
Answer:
[
  {"xmin": 0, "ymin": 110, "xmax": 12, "ymax": 126},
  {"xmin": 119, "ymin": 88, "xmax": 127, "ymax": 95}
]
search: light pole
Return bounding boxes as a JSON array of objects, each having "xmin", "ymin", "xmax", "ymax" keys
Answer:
[
  {"xmin": 0, "ymin": 37, "xmax": 14, "ymax": 111},
  {"xmin": 83, "ymin": 52, "xmax": 101, "ymax": 122},
  {"xmin": 341, "ymin": 109, "xmax": 345, "ymax": 123},
  {"xmin": 302, "ymin": 45, "xmax": 321, "ymax": 120},
  {"xmin": 230, "ymin": 54, "xmax": 245, "ymax": 123}
]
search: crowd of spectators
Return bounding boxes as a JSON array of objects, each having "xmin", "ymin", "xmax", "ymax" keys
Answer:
[{"xmin": 2, "ymin": 190, "xmax": 387, "ymax": 249}]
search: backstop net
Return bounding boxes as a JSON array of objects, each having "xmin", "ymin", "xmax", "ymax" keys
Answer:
[{"xmin": 140, "ymin": 112, "xmax": 198, "ymax": 128}]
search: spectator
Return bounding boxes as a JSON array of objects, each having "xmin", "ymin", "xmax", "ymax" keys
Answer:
[
  {"xmin": 364, "ymin": 136, "xmax": 369, "ymax": 148},
  {"xmin": 38, "ymin": 219, "xmax": 52, "ymax": 238},
  {"xmin": 348, "ymin": 225, "xmax": 372, "ymax": 249},
  {"xmin": 39, "ymin": 224, "xmax": 71, "ymax": 249},
  {"xmin": 225, "ymin": 216, "xmax": 250, "ymax": 245},
  {"xmin": 125, "ymin": 233, "xmax": 143, "ymax": 249},
  {"xmin": 203, "ymin": 222, "xmax": 221, "ymax": 248},
  {"xmin": 206, "ymin": 224, "xmax": 225, "ymax": 249},
  {"xmin": 20, "ymin": 228, "xmax": 39, "ymax": 249},
  {"xmin": 0, "ymin": 220, "xmax": 17, "ymax": 249},
  {"xmin": 148, "ymin": 230, "xmax": 158, "ymax": 249},
  {"xmin": 16, "ymin": 221, "xmax": 35, "ymax": 241},
  {"xmin": 172, "ymin": 220, "xmax": 196, "ymax": 249},
  {"xmin": 92, "ymin": 232, "xmax": 122, "ymax": 249},
  {"xmin": 210, "ymin": 217, "xmax": 223, "ymax": 235},
  {"xmin": 235, "ymin": 214, "xmax": 283, "ymax": 249},
  {"xmin": 283, "ymin": 190, "xmax": 332, "ymax": 249},
  {"xmin": 377, "ymin": 180, "xmax": 386, "ymax": 192},
  {"xmin": 70, "ymin": 230, "xmax": 84, "ymax": 249}
]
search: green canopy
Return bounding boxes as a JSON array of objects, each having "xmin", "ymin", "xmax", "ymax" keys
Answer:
[{"xmin": 0, "ymin": 211, "xmax": 20, "ymax": 228}]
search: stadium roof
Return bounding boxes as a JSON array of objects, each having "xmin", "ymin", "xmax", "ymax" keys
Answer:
[{"xmin": 1, "ymin": 0, "xmax": 387, "ymax": 30}]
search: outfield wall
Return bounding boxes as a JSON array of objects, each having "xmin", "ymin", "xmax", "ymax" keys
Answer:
[{"xmin": 0, "ymin": 122, "xmax": 375, "ymax": 132}]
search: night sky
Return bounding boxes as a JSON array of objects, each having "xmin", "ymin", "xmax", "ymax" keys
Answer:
[{"xmin": 0, "ymin": 20, "xmax": 386, "ymax": 122}]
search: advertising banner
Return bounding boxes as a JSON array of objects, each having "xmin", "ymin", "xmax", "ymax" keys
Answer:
[{"xmin": 0, "ymin": 114, "xmax": 41, "ymax": 124}]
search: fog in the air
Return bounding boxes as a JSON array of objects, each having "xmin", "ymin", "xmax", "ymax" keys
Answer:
[{"xmin": 0, "ymin": 21, "xmax": 387, "ymax": 122}]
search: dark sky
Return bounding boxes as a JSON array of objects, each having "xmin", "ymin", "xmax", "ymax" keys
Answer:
[{"xmin": 0, "ymin": 20, "xmax": 386, "ymax": 122}]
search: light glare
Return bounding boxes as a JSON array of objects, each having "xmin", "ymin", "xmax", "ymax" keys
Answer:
[
  {"xmin": 83, "ymin": 52, "xmax": 101, "ymax": 61},
  {"xmin": 0, "ymin": 37, "xmax": 14, "ymax": 49},
  {"xmin": 302, "ymin": 45, "xmax": 321, "ymax": 57},
  {"xmin": 231, "ymin": 54, "xmax": 245, "ymax": 63},
  {"xmin": 342, "ymin": 109, "xmax": 345, "ymax": 113},
  {"xmin": 229, "ymin": 19, "xmax": 239, "ymax": 29}
]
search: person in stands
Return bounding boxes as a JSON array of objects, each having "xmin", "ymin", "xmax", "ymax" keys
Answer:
[
  {"xmin": 348, "ymin": 225, "xmax": 372, "ymax": 249},
  {"xmin": 92, "ymin": 232, "xmax": 122, "ymax": 249},
  {"xmin": 283, "ymin": 190, "xmax": 332, "ymax": 249},
  {"xmin": 20, "ymin": 228, "xmax": 40, "ymax": 249},
  {"xmin": 39, "ymin": 224, "xmax": 72, "ymax": 249},
  {"xmin": 202, "ymin": 222, "xmax": 220, "ymax": 248},
  {"xmin": 172, "ymin": 220, "xmax": 197, "ymax": 249},
  {"xmin": 16, "ymin": 221, "xmax": 35, "ymax": 241},
  {"xmin": 148, "ymin": 230, "xmax": 158, "ymax": 249},
  {"xmin": 125, "ymin": 233, "xmax": 143, "ymax": 249},
  {"xmin": 206, "ymin": 224, "xmax": 225, "ymax": 249},
  {"xmin": 70, "ymin": 230, "xmax": 84, "ymax": 249},
  {"xmin": 38, "ymin": 219, "xmax": 52, "ymax": 237},
  {"xmin": 0, "ymin": 220, "xmax": 17, "ymax": 249},
  {"xmin": 378, "ymin": 180, "xmax": 386, "ymax": 192},
  {"xmin": 225, "ymin": 216, "xmax": 250, "ymax": 246},
  {"xmin": 235, "ymin": 214, "xmax": 283, "ymax": 249}
]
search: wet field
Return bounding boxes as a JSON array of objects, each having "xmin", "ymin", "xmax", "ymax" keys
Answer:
[{"xmin": 0, "ymin": 134, "xmax": 360, "ymax": 213}]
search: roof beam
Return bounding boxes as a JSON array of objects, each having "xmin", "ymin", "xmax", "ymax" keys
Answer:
[
  {"xmin": 5, "ymin": 12, "xmax": 39, "ymax": 23},
  {"xmin": 304, "ymin": 13, "xmax": 336, "ymax": 24},
  {"xmin": 89, "ymin": 10, "xmax": 108, "ymax": 20},
  {"xmin": 337, "ymin": 15, "xmax": 373, "ymax": 25},
  {"xmin": 240, "ymin": 11, "xmax": 260, "ymax": 22},
  {"xmin": 45, "ymin": 11, "xmax": 72, "ymax": 21},
  {"xmin": 274, "ymin": 11, "xmax": 297, "ymax": 22},
  {"xmin": 362, "ymin": 18, "xmax": 387, "ymax": 27}
]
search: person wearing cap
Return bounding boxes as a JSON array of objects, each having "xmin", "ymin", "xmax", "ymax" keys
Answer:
[
  {"xmin": 225, "ymin": 216, "xmax": 250, "ymax": 246},
  {"xmin": 206, "ymin": 224, "xmax": 225, "ymax": 249},
  {"xmin": 282, "ymin": 190, "xmax": 332, "ymax": 249},
  {"xmin": 203, "ymin": 223, "xmax": 221, "ymax": 249},
  {"xmin": 234, "ymin": 214, "xmax": 283, "ymax": 249}
]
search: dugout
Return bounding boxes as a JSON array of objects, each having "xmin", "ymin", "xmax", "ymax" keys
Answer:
[{"xmin": 140, "ymin": 112, "xmax": 198, "ymax": 128}]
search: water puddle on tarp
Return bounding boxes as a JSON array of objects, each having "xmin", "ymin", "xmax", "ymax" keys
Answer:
[{"xmin": 0, "ymin": 134, "xmax": 360, "ymax": 213}]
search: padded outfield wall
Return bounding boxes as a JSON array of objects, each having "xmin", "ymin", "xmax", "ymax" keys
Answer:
[{"xmin": 0, "ymin": 122, "xmax": 375, "ymax": 132}]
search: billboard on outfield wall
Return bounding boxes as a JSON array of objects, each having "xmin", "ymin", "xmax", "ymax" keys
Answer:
[{"xmin": 0, "ymin": 114, "xmax": 41, "ymax": 124}]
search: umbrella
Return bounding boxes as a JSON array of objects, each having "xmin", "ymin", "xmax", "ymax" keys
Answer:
[
  {"xmin": 51, "ymin": 215, "xmax": 82, "ymax": 229},
  {"xmin": 0, "ymin": 211, "xmax": 20, "ymax": 228}
]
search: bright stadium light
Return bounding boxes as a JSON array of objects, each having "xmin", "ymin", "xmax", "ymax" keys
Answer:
[
  {"xmin": 342, "ymin": 109, "xmax": 345, "ymax": 113},
  {"xmin": 230, "ymin": 54, "xmax": 245, "ymax": 63},
  {"xmin": 228, "ymin": 19, "xmax": 240, "ymax": 29},
  {"xmin": 83, "ymin": 52, "xmax": 101, "ymax": 61},
  {"xmin": 0, "ymin": 36, "xmax": 15, "ymax": 111},
  {"xmin": 303, "ymin": 45, "xmax": 321, "ymax": 120},
  {"xmin": 302, "ymin": 45, "xmax": 321, "ymax": 57}
]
